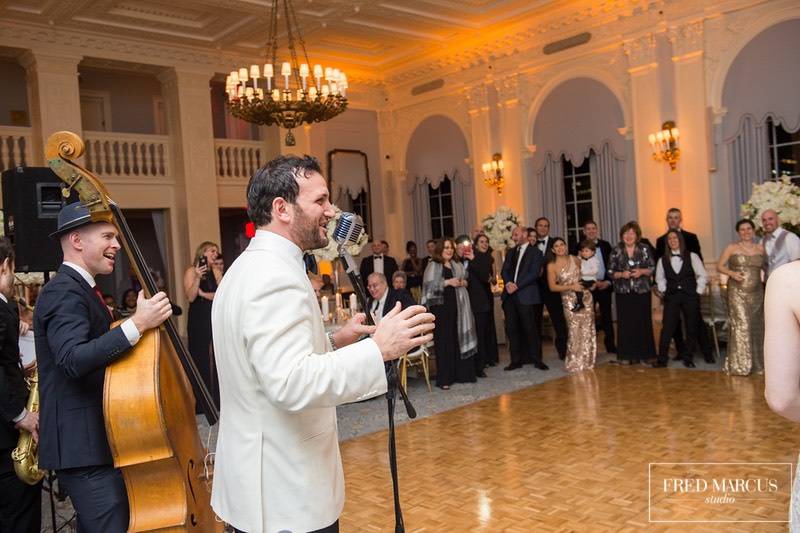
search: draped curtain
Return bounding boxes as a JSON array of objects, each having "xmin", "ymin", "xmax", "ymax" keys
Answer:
[
  {"xmin": 590, "ymin": 142, "xmax": 626, "ymax": 239},
  {"xmin": 725, "ymin": 114, "xmax": 770, "ymax": 218},
  {"xmin": 408, "ymin": 168, "xmax": 476, "ymax": 246},
  {"xmin": 537, "ymin": 152, "xmax": 566, "ymax": 239}
]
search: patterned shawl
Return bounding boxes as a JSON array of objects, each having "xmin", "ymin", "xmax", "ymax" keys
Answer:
[{"xmin": 421, "ymin": 260, "xmax": 478, "ymax": 359}]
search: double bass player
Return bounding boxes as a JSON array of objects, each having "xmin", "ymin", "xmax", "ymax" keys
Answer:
[{"xmin": 34, "ymin": 202, "xmax": 173, "ymax": 531}]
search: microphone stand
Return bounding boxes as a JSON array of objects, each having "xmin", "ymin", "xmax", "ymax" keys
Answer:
[{"xmin": 338, "ymin": 247, "xmax": 415, "ymax": 533}]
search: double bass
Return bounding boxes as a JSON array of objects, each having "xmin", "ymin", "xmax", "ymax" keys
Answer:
[{"xmin": 46, "ymin": 131, "xmax": 220, "ymax": 532}]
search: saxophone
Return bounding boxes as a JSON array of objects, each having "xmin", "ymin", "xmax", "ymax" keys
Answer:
[{"xmin": 11, "ymin": 368, "xmax": 45, "ymax": 485}]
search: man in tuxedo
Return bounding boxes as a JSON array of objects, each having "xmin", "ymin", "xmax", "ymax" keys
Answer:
[
  {"xmin": 655, "ymin": 208, "xmax": 702, "ymax": 261},
  {"xmin": 501, "ymin": 225, "xmax": 547, "ymax": 371},
  {"xmin": 571, "ymin": 221, "xmax": 616, "ymax": 354},
  {"xmin": 0, "ymin": 238, "xmax": 41, "ymax": 533},
  {"xmin": 529, "ymin": 218, "xmax": 568, "ymax": 360},
  {"xmin": 654, "ymin": 208, "xmax": 713, "ymax": 362},
  {"xmin": 367, "ymin": 273, "xmax": 416, "ymax": 323},
  {"xmin": 210, "ymin": 155, "xmax": 434, "ymax": 533},
  {"xmin": 34, "ymin": 203, "xmax": 174, "ymax": 532},
  {"xmin": 359, "ymin": 240, "xmax": 398, "ymax": 281}
]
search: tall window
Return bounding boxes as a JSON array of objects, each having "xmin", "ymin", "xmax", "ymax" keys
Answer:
[
  {"xmin": 429, "ymin": 175, "xmax": 454, "ymax": 239},
  {"xmin": 767, "ymin": 118, "xmax": 800, "ymax": 185},
  {"xmin": 562, "ymin": 155, "xmax": 594, "ymax": 249},
  {"xmin": 351, "ymin": 190, "xmax": 369, "ymax": 234}
]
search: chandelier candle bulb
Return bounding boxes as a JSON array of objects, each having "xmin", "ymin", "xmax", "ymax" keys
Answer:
[
  {"xmin": 256, "ymin": 88, "xmax": 264, "ymax": 99},
  {"xmin": 309, "ymin": 86, "xmax": 318, "ymax": 99},
  {"xmin": 239, "ymin": 68, "xmax": 248, "ymax": 82},
  {"xmin": 264, "ymin": 64, "xmax": 273, "ymax": 78},
  {"xmin": 250, "ymin": 65, "xmax": 260, "ymax": 79},
  {"xmin": 272, "ymin": 89, "xmax": 280, "ymax": 101}
]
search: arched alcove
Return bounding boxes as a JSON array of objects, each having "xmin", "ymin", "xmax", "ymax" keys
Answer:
[
  {"xmin": 404, "ymin": 115, "xmax": 474, "ymax": 246},
  {"xmin": 720, "ymin": 18, "xmax": 800, "ymax": 218},
  {"xmin": 528, "ymin": 77, "xmax": 635, "ymax": 243}
]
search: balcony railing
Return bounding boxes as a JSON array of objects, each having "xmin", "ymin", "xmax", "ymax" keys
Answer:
[
  {"xmin": 84, "ymin": 131, "xmax": 171, "ymax": 179},
  {"xmin": 215, "ymin": 139, "xmax": 263, "ymax": 180},
  {"xmin": 0, "ymin": 126, "xmax": 33, "ymax": 175}
]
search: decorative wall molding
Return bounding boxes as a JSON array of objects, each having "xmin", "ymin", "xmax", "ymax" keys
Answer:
[
  {"xmin": 623, "ymin": 34, "xmax": 658, "ymax": 72},
  {"xmin": 668, "ymin": 20, "xmax": 705, "ymax": 58}
]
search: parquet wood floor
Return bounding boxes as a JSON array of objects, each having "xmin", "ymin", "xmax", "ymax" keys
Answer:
[{"xmin": 339, "ymin": 366, "xmax": 799, "ymax": 532}]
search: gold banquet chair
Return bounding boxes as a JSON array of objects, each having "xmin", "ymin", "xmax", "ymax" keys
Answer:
[{"xmin": 399, "ymin": 344, "xmax": 432, "ymax": 393}]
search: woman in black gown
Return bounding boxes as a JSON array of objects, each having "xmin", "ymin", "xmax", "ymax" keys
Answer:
[
  {"xmin": 183, "ymin": 241, "xmax": 222, "ymax": 408},
  {"xmin": 422, "ymin": 238, "xmax": 478, "ymax": 389},
  {"xmin": 466, "ymin": 234, "xmax": 499, "ymax": 372}
]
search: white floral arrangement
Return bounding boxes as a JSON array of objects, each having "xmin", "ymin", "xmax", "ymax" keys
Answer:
[
  {"xmin": 480, "ymin": 206, "xmax": 521, "ymax": 250},
  {"xmin": 740, "ymin": 176, "xmax": 800, "ymax": 233},
  {"xmin": 312, "ymin": 206, "xmax": 369, "ymax": 261}
]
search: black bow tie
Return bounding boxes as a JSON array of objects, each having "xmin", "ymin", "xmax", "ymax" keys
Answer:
[
  {"xmin": 537, "ymin": 240, "xmax": 546, "ymax": 245},
  {"xmin": 374, "ymin": 255, "xmax": 383, "ymax": 259},
  {"xmin": 671, "ymin": 252, "xmax": 682, "ymax": 257}
]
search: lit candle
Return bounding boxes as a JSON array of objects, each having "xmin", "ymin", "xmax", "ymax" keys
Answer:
[
  {"xmin": 264, "ymin": 64, "xmax": 273, "ymax": 91},
  {"xmin": 349, "ymin": 293, "xmax": 357, "ymax": 312},
  {"xmin": 335, "ymin": 292, "xmax": 342, "ymax": 311},
  {"xmin": 321, "ymin": 296, "xmax": 329, "ymax": 319},
  {"xmin": 299, "ymin": 63, "xmax": 309, "ymax": 90},
  {"xmin": 281, "ymin": 62, "xmax": 291, "ymax": 89},
  {"xmin": 314, "ymin": 64, "xmax": 323, "ymax": 89}
]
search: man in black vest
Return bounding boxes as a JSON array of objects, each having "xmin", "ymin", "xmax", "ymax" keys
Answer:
[
  {"xmin": 653, "ymin": 230, "xmax": 708, "ymax": 367},
  {"xmin": 654, "ymin": 208, "xmax": 714, "ymax": 362},
  {"xmin": 0, "ymin": 238, "xmax": 41, "ymax": 533},
  {"xmin": 34, "ymin": 203, "xmax": 174, "ymax": 532},
  {"xmin": 571, "ymin": 220, "xmax": 616, "ymax": 354},
  {"xmin": 501, "ymin": 226, "xmax": 547, "ymax": 370},
  {"xmin": 529, "ymin": 218, "xmax": 568, "ymax": 360}
]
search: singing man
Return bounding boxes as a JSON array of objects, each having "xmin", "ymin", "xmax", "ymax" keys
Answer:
[{"xmin": 210, "ymin": 155, "xmax": 434, "ymax": 533}]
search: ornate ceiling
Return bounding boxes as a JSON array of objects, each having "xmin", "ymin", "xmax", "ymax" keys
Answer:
[{"xmin": 0, "ymin": 0, "xmax": 656, "ymax": 83}]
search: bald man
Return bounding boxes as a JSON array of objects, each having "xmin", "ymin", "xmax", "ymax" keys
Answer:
[{"xmin": 761, "ymin": 209, "xmax": 800, "ymax": 277}]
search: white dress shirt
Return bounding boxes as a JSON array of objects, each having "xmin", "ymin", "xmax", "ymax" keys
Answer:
[
  {"xmin": 370, "ymin": 289, "xmax": 388, "ymax": 324},
  {"xmin": 655, "ymin": 252, "xmax": 707, "ymax": 294},
  {"xmin": 513, "ymin": 243, "xmax": 529, "ymax": 283},
  {"xmin": 763, "ymin": 227, "xmax": 800, "ymax": 274},
  {"xmin": 580, "ymin": 255, "xmax": 600, "ymax": 281},
  {"xmin": 62, "ymin": 262, "xmax": 141, "ymax": 346},
  {"xmin": 373, "ymin": 255, "xmax": 384, "ymax": 274}
]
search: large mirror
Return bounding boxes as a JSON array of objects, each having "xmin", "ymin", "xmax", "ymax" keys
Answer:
[{"xmin": 327, "ymin": 149, "xmax": 372, "ymax": 234}]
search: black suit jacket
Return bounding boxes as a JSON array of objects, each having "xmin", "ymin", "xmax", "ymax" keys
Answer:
[
  {"xmin": 466, "ymin": 252, "xmax": 494, "ymax": 314},
  {"xmin": 534, "ymin": 235, "xmax": 562, "ymax": 299},
  {"xmin": 359, "ymin": 255, "xmax": 399, "ymax": 282},
  {"xmin": 501, "ymin": 244, "xmax": 544, "ymax": 305},
  {"xmin": 34, "ymin": 265, "xmax": 133, "ymax": 470},
  {"xmin": 368, "ymin": 288, "xmax": 415, "ymax": 318},
  {"xmin": 656, "ymin": 230, "xmax": 702, "ymax": 261},
  {"xmin": 0, "ymin": 298, "xmax": 27, "ymax": 450}
]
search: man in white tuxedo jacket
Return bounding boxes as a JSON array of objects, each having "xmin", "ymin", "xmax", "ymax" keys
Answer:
[{"xmin": 211, "ymin": 155, "xmax": 434, "ymax": 533}]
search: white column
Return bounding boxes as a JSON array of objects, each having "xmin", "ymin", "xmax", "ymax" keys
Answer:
[
  {"xmin": 669, "ymin": 22, "xmax": 715, "ymax": 257},
  {"xmin": 466, "ymin": 84, "xmax": 495, "ymax": 219},
  {"xmin": 497, "ymin": 75, "xmax": 526, "ymax": 216},
  {"xmin": 624, "ymin": 34, "xmax": 667, "ymax": 241},
  {"xmin": 159, "ymin": 68, "xmax": 221, "ymax": 307},
  {"xmin": 18, "ymin": 50, "xmax": 83, "ymax": 165}
]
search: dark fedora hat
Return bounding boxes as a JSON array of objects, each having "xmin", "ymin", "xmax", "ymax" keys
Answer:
[{"xmin": 49, "ymin": 202, "xmax": 94, "ymax": 239}]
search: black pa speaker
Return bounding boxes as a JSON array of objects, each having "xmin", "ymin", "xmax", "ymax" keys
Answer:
[{"xmin": 1, "ymin": 166, "xmax": 70, "ymax": 272}]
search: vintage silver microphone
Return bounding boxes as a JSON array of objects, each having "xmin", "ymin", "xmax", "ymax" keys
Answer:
[{"xmin": 332, "ymin": 212, "xmax": 414, "ymax": 533}]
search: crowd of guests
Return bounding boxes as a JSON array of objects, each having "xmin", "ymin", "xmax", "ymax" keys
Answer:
[{"xmin": 354, "ymin": 206, "xmax": 800, "ymax": 389}]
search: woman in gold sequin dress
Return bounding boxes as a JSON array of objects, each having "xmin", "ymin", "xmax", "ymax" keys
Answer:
[
  {"xmin": 547, "ymin": 238, "xmax": 596, "ymax": 371},
  {"xmin": 717, "ymin": 219, "xmax": 766, "ymax": 376}
]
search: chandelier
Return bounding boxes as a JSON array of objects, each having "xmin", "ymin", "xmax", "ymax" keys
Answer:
[
  {"xmin": 225, "ymin": 0, "xmax": 348, "ymax": 146},
  {"xmin": 481, "ymin": 153, "xmax": 504, "ymax": 195},
  {"xmin": 648, "ymin": 121, "xmax": 680, "ymax": 171}
]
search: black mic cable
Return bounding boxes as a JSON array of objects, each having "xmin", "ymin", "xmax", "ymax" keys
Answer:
[{"xmin": 333, "ymin": 212, "xmax": 415, "ymax": 533}]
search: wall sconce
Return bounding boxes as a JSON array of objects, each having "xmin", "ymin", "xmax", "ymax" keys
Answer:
[
  {"xmin": 648, "ymin": 121, "xmax": 680, "ymax": 171},
  {"xmin": 481, "ymin": 153, "xmax": 504, "ymax": 195}
]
